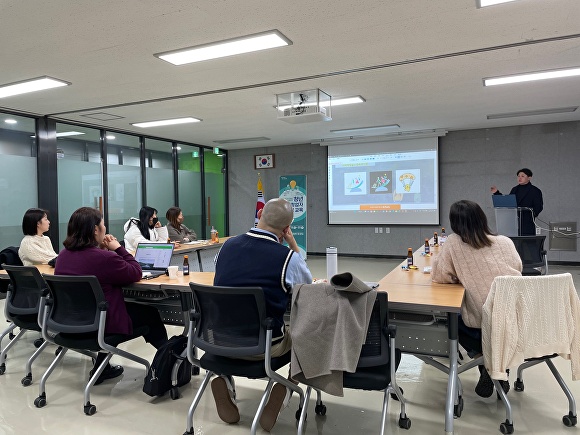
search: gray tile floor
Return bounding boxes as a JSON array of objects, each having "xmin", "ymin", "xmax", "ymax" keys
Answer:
[{"xmin": 1, "ymin": 257, "xmax": 580, "ymax": 434}]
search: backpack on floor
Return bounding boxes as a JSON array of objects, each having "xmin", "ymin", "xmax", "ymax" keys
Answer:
[{"xmin": 143, "ymin": 335, "xmax": 193, "ymax": 397}]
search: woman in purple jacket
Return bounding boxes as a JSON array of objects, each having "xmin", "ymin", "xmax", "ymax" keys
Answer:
[{"xmin": 55, "ymin": 207, "xmax": 168, "ymax": 385}]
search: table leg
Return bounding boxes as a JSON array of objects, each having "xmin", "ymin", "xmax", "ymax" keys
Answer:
[{"xmin": 445, "ymin": 313, "xmax": 459, "ymax": 435}]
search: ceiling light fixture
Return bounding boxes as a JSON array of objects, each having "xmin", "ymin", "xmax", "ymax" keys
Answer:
[
  {"xmin": 314, "ymin": 129, "xmax": 447, "ymax": 145},
  {"xmin": 276, "ymin": 96, "xmax": 365, "ymax": 111},
  {"xmin": 56, "ymin": 131, "xmax": 85, "ymax": 138},
  {"xmin": 213, "ymin": 136, "xmax": 271, "ymax": 144},
  {"xmin": 0, "ymin": 76, "xmax": 69, "ymax": 99},
  {"xmin": 155, "ymin": 30, "xmax": 291, "ymax": 66},
  {"xmin": 330, "ymin": 124, "xmax": 400, "ymax": 135},
  {"xmin": 4, "ymin": 119, "xmax": 17, "ymax": 124},
  {"xmin": 487, "ymin": 106, "xmax": 578, "ymax": 119},
  {"xmin": 484, "ymin": 67, "xmax": 580, "ymax": 86},
  {"xmin": 477, "ymin": 0, "xmax": 520, "ymax": 7},
  {"xmin": 132, "ymin": 117, "xmax": 201, "ymax": 128},
  {"xmin": 106, "ymin": 135, "xmax": 116, "ymax": 140}
]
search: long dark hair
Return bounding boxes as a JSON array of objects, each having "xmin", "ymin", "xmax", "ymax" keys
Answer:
[
  {"xmin": 22, "ymin": 208, "xmax": 48, "ymax": 236},
  {"xmin": 127, "ymin": 206, "xmax": 157, "ymax": 240},
  {"xmin": 449, "ymin": 200, "xmax": 494, "ymax": 249},
  {"xmin": 166, "ymin": 207, "xmax": 181, "ymax": 229},
  {"xmin": 63, "ymin": 207, "xmax": 102, "ymax": 251}
]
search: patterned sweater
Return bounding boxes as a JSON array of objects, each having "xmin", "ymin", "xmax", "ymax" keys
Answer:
[
  {"xmin": 431, "ymin": 233, "xmax": 522, "ymax": 328},
  {"xmin": 482, "ymin": 274, "xmax": 580, "ymax": 381},
  {"xmin": 18, "ymin": 235, "xmax": 58, "ymax": 266}
]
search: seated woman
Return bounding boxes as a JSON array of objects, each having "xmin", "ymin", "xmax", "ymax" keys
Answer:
[
  {"xmin": 18, "ymin": 208, "xmax": 58, "ymax": 266},
  {"xmin": 123, "ymin": 206, "xmax": 170, "ymax": 251},
  {"xmin": 55, "ymin": 207, "xmax": 168, "ymax": 384},
  {"xmin": 166, "ymin": 207, "xmax": 197, "ymax": 243},
  {"xmin": 431, "ymin": 200, "xmax": 522, "ymax": 398}
]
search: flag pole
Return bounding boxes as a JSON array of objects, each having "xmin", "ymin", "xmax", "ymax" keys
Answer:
[{"xmin": 255, "ymin": 173, "xmax": 265, "ymax": 227}]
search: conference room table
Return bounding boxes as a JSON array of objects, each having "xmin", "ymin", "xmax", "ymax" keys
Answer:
[
  {"xmin": 378, "ymin": 241, "xmax": 464, "ymax": 435},
  {"xmin": 1, "ymin": 241, "xmax": 464, "ymax": 434},
  {"xmin": 170, "ymin": 237, "xmax": 229, "ymax": 272}
]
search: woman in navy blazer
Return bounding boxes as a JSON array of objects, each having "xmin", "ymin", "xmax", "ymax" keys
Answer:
[{"xmin": 56, "ymin": 207, "xmax": 168, "ymax": 384}]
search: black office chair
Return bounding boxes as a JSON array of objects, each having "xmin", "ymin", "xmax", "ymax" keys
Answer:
[
  {"xmin": 36, "ymin": 274, "xmax": 151, "ymax": 415},
  {"xmin": 184, "ymin": 283, "xmax": 305, "ymax": 435},
  {"xmin": 297, "ymin": 292, "xmax": 411, "ymax": 435},
  {"xmin": 0, "ymin": 264, "xmax": 52, "ymax": 385},
  {"xmin": 509, "ymin": 235, "xmax": 548, "ymax": 275}
]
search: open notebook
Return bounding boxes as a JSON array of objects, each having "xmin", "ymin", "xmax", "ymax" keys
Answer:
[{"xmin": 134, "ymin": 243, "xmax": 174, "ymax": 278}]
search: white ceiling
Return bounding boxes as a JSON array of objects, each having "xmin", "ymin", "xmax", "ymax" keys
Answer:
[{"xmin": 1, "ymin": 0, "xmax": 579, "ymax": 150}]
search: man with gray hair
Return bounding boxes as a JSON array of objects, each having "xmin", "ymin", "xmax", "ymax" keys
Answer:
[{"xmin": 211, "ymin": 198, "xmax": 312, "ymax": 431}]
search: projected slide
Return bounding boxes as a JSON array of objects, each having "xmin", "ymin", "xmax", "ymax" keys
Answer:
[{"xmin": 327, "ymin": 138, "xmax": 439, "ymax": 225}]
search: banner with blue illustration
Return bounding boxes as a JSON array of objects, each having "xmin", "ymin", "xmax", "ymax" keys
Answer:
[{"xmin": 279, "ymin": 175, "xmax": 307, "ymax": 260}]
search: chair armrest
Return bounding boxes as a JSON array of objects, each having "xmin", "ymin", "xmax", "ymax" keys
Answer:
[
  {"xmin": 384, "ymin": 324, "xmax": 397, "ymax": 338},
  {"xmin": 189, "ymin": 309, "xmax": 200, "ymax": 322},
  {"xmin": 97, "ymin": 301, "xmax": 108, "ymax": 311},
  {"xmin": 262, "ymin": 317, "xmax": 274, "ymax": 330}
]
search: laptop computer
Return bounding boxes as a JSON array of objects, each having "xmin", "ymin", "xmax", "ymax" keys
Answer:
[
  {"xmin": 492, "ymin": 194, "xmax": 517, "ymax": 208},
  {"xmin": 134, "ymin": 243, "xmax": 174, "ymax": 279}
]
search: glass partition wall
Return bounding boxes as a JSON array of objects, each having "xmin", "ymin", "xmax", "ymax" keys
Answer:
[
  {"xmin": 0, "ymin": 111, "xmax": 227, "ymax": 250},
  {"xmin": 177, "ymin": 144, "xmax": 203, "ymax": 239},
  {"xmin": 0, "ymin": 114, "xmax": 38, "ymax": 246}
]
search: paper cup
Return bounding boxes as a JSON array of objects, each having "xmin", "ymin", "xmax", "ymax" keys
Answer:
[{"xmin": 168, "ymin": 265, "xmax": 178, "ymax": 279}]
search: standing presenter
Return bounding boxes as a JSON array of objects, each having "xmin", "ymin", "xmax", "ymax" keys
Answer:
[{"xmin": 491, "ymin": 168, "xmax": 543, "ymax": 236}]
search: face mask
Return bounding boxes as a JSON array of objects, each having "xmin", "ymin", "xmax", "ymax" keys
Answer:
[{"xmin": 150, "ymin": 217, "xmax": 158, "ymax": 228}]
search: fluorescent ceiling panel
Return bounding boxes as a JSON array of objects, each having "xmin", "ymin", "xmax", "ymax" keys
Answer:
[
  {"xmin": 478, "ymin": 0, "xmax": 520, "ymax": 7},
  {"xmin": 484, "ymin": 67, "xmax": 580, "ymax": 86},
  {"xmin": 487, "ymin": 106, "xmax": 578, "ymax": 119},
  {"xmin": 155, "ymin": 30, "xmax": 291, "ymax": 65},
  {"xmin": 330, "ymin": 124, "xmax": 400, "ymax": 135},
  {"xmin": 277, "ymin": 96, "xmax": 365, "ymax": 111},
  {"xmin": 0, "ymin": 76, "xmax": 69, "ymax": 98},
  {"xmin": 56, "ymin": 131, "xmax": 85, "ymax": 138},
  {"xmin": 132, "ymin": 117, "xmax": 201, "ymax": 128}
]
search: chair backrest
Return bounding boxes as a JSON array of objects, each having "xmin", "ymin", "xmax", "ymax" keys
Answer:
[
  {"xmin": 189, "ymin": 282, "xmax": 267, "ymax": 358},
  {"xmin": 2, "ymin": 264, "xmax": 47, "ymax": 317},
  {"xmin": 0, "ymin": 247, "xmax": 23, "ymax": 269},
  {"xmin": 357, "ymin": 292, "xmax": 389, "ymax": 368},
  {"xmin": 42, "ymin": 275, "xmax": 105, "ymax": 335},
  {"xmin": 509, "ymin": 235, "xmax": 546, "ymax": 269},
  {"xmin": 482, "ymin": 273, "xmax": 579, "ymax": 376}
]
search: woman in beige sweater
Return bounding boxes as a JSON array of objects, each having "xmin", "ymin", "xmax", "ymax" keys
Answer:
[
  {"xmin": 18, "ymin": 208, "xmax": 58, "ymax": 266},
  {"xmin": 432, "ymin": 200, "xmax": 522, "ymax": 397}
]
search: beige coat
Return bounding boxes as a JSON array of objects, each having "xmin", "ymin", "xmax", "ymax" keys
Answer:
[{"xmin": 290, "ymin": 273, "xmax": 376, "ymax": 396}]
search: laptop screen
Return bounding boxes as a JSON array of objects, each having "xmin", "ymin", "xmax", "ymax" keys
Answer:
[
  {"xmin": 491, "ymin": 194, "xmax": 517, "ymax": 208},
  {"xmin": 134, "ymin": 243, "xmax": 174, "ymax": 270}
]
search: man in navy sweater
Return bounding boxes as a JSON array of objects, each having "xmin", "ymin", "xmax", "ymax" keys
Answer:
[{"xmin": 212, "ymin": 198, "xmax": 312, "ymax": 431}]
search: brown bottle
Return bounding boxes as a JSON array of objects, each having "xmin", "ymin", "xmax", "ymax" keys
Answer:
[
  {"xmin": 424, "ymin": 239, "xmax": 430, "ymax": 254},
  {"xmin": 183, "ymin": 255, "xmax": 190, "ymax": 276},
  {"xmin": 407, "ymin": 248, "xmax": 413, "ymax": 267},
  {"xmin": 433, "ymin": 232, "xmax": 439, "ymax": 245}
]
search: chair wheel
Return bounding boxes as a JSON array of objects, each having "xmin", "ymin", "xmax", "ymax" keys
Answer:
[
  {"xmin": 84, "ymin": 403, "xmax": 97, "ymax": 415},
  {"xmin": 563, "ymin": 413, "xmax": 577, "ymax": 427},
  {"xmin": 500, "ymin": 420, "xmax": 514, "ymax": 434},
  {"xmin": 315, "ymin": 403, "xmax": 327, "ymax": 416},
  {"xmin": 33, "ymin": 337, "xmax": 44, "ymax": 348},
  {"xmin": 454, "ymin": 396, "xmax": 464, "ymax": 418},
  {"xmin": 21, "ymin": 375, "xmax": 32, "ymax": 386},
  {"xmin": 0, "ymin": 364, "xmax": 5, "ymax": 375},
  {"xmin": 398, "ymin": 416, "xmax": 411, "ymax": 429},
  {"xmin": 34, "ymin": 395, "xmax": 47, "ymax": 408},
  {"xmin": 170, "ymin": 387, "xmax": 180, "ymax": 400},
  {"xmin": 514, "ymin": 379, "xmax": 524, "ymax": 392},
  {"xmin": 192, "ymin": 366, "xmax": 200, "ymax": 376}
]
